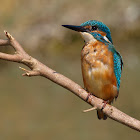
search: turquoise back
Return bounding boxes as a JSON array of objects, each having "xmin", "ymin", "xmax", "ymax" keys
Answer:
[
  {"xmin": 108, "ymin": 43, "xmax": 123, "ymax": 90},
  {"xmin": 113, "ymin": 52, "xmax": 123, "ymax": 89}
]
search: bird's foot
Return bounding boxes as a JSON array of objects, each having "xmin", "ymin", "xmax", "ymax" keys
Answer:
[
  {"xmin": 83, "ymin": 88, "xmax": 97, "ymax": 113},
  {"xmin": 83, "ymin": 87, "xmax": 87, "ymax": 91},
  {"xmin": 85, "ymin": 92, "xmax": 91, "ymax": 102},
  {"xmin": 83, "ymin": 87, "xmax": 91, "ymax": 102},
  {"xmin": 101, "ymin": 100, "xmax": 109, "ymax": 110}
]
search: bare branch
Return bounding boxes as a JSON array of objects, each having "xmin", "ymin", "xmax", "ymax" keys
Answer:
[
  {"xmin": 0, "ymin": 39, "xmax": 10, "ymax": 46},
  {"xmin": 0, "ymin": 52, "xmax": 21, "ymax": 62},
  {"xmin": 0, "ymin": 31, "xmax": 140, "ymax": 132},
  {"xmin": 4, "ymin": 31, "xmax": 26, "ymax": 54}
]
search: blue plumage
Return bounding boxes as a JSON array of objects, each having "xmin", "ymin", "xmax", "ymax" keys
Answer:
[
  {"xmin": 113, "ymin": 52, "xmax": 123, "ymax": 90},
  {"xmin": 108, "ymin": 44, "xmax": 123, "ymax": 90},
  {"xmin": 81, "ymin": 20, "xmax": 113, "ymax": 43},
  {"xmin": 90, "ymin": 32, "xmax": 109, "ymax": 44}
]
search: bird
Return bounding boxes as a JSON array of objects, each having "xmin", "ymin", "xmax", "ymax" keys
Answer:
[{"xmin": 62, "ymin": 20, "xmax": 123, "ymax": 120}]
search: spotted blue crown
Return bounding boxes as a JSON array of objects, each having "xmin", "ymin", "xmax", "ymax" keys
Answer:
[{"xmin": 81, "ymin": 20, "xmax": 113, "ymax": 44}]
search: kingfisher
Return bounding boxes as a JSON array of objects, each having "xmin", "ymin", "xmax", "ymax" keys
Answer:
[{"xmin": 62, "ymin": 20, "xmax": 123, "ymax": 120}]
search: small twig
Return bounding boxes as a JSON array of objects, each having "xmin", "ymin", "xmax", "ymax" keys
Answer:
[
  {"xmin": 0, "ymin": 31, "xmax": 140, "ymax": 132},
  {"xmin": 19, "ymin": 66, "xmax": 40, "ymax": 76},
  {"xmin": 4, "ymin": 30, "xmax": 14, "ymax": 40},
  {"xmin": 19, "ymin": 66, "xmax": 31, "ymax": 76},
  {"xmin": 83, "ymin": 107, "xmax": 97, "ymax": 113}
]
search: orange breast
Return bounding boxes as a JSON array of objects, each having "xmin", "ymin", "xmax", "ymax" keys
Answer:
[{"xmin": 81, "ymin": 41, "xmax": 117, "ymax": 102}]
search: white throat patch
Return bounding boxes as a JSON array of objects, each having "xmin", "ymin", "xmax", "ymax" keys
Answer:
[
  {"xmin": 80, "ymin": 32, "xmax": 111, "ymax": 43},
  {"xmin": 80, "ymin": 32, "xmax": 97, "ymax": 43}
]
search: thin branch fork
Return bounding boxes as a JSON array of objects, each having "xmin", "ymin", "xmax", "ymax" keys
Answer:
[{"xmin": 0, "ymin": 31, "xmax": 140, "ymax": 132}]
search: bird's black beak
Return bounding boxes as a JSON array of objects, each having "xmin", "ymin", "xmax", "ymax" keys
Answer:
[{"xmin": 62, "ymin": 25, "xmax": 88, "ymax": 32}]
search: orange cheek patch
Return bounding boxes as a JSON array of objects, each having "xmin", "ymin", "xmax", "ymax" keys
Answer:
[
  {"xmin": 92, "ymin": 30, "xmax": 106, "ymax": 36},
  {"xmin": 84, "ymin": 25, "xmax": 91, "ymax": 29}
]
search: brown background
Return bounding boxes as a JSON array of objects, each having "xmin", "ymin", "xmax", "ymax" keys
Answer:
[{"xmin": 0, "ymin": 0, "xmax": 140, "ymax": 139}]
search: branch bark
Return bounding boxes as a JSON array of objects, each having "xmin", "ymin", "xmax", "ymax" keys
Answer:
[{"xmin": 0, "ymin": 31, "xmax": 140, "ymax": 132}]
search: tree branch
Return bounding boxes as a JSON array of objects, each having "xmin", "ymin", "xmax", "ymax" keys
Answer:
[{"xmin": 0, "ymin": 31, "xmax": 140, "ymax": 132}]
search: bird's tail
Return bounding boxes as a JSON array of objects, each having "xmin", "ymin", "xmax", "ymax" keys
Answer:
[{"xmin": 97, "ymin": 110, "xmax": 107, "ymax": 120}]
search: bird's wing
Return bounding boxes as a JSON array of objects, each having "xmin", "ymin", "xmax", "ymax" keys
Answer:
[
  {"xmin": 113, "ymin": 51, "xmax": 123, "ymax": 90},
  {"xmin": 108, "ymin": 43, "xmax": 123, "ymax": 90}
]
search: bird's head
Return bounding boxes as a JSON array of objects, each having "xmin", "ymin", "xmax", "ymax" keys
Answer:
[{"xmin": 62, "ymin": 20, "xmax": 113, "ymax": 44}]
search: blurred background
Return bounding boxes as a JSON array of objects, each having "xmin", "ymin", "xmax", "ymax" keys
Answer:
[{"xmin": 0, "ymin": 0, "xmax": 140, "ymax": 139}]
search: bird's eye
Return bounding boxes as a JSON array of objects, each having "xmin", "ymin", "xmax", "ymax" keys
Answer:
[{"xmin": 91, "ymin": 26, "xmax": 98, "ymax": 30}]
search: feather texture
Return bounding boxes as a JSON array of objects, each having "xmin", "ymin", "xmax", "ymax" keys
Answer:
[{"xmin": 113, "ymin": 52, "xmax": 123, "ymax": 89}]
